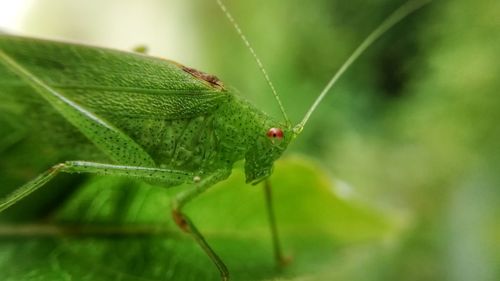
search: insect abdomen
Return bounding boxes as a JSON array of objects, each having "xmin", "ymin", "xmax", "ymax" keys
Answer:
[{"xmin": 113, "ymin": 113, "xmax": 220, "ymax": 173}]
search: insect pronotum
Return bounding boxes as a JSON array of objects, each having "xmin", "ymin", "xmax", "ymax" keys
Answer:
[{"xmin": 0, "ymin": 0, "xmax": 431, "ymax": 280}]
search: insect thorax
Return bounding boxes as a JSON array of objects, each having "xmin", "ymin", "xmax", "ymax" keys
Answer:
[{"xmin": 212, "ymin": 95, "xmax": 291, "ymax": 184}]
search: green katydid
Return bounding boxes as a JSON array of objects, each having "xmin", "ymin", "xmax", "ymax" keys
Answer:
[{"xmin": 0, "ymin": 0, "xmax": 430, "ymax": 280}]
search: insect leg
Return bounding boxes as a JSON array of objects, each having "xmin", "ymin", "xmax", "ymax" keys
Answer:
[
  {"xmin": 263, "ymin": 179, "xmax": 289, "ymax": 267},
  {"xmin": 171, "ymin": 169, "xmax": 231, "ymax": 281},
  {"xmin": 0, "ymin": 161, "xmax": 194, "ymax": 213}
]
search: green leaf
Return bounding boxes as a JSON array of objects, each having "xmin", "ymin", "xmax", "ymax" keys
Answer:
[{"xmin": 0, "ymin": 156, "xmax": 398, "ymax": 281}]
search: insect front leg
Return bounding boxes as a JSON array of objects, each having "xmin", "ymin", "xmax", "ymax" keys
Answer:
[
  {"xmin": 263, "ymin": 179, "xmax": 289, "ymax": 267},
  {"xmin": 0, "ymin": 161, "xmax": 194, "ymax": 213},
  {"xmin": 171, "ymin": 169, "xmax": 231, "ymax": 281}
]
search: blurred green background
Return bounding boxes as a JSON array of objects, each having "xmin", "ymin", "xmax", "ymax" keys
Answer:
[{"xmin": 0, "ymin": 0, "xmax": 499, "ymax": 280}]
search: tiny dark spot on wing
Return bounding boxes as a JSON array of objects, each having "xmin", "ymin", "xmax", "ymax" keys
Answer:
[{"xmin": 181, "ymin": 66, "xmax": 225, "ymax": 90}]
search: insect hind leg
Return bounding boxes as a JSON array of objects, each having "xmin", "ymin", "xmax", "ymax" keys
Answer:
[
  {"xmin": 171, "ymin": 169, "xmax": 231, "ymax": 281},
  {"xmin": 0, "ymin": 161, "xmax": 233, "ymax": 280},
  {"xmin": 0, "ymin": 161, "xmax": 194, "ymax": 213}
]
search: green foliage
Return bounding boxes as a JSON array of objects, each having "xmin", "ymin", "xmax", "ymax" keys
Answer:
[
  {"xmin": 0, "ymin": 0, "xmax": 499, "ymax": 280},
  {"xmin": 0, "ymin": 158, "xmax": 395, "ymax": 281}
]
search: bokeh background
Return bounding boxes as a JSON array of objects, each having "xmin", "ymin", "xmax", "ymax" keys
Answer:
[{"xmin": 0, "ymin": 0, "xmax": 499, "ymax": 280}]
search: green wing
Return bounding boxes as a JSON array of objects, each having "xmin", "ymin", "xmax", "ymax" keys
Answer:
[
  {"xmin": 0, "ymin": 34, "xmax": 229, "ymax": 121},
  {"xmin": 0, "ymin": 34, "xmax": 231, "ymax": 166}
]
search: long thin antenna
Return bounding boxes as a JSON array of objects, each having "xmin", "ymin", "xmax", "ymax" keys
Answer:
[
  {"xmin": 216, "ymin": 0, "xmax": 291, "ymax": 126},
  {"xmin": 294, "ymin": 0, "xmax": 431, "ymax": 135}
]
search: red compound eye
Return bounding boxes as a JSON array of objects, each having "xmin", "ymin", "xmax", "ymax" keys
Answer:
[{"xmin": 267, "ymin": 128, "xmax": 284, "ymax": 139}]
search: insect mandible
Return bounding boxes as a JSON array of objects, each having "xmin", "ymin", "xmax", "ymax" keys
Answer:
[{"xmin": 0, "ymin": 0, "xmax": 431, "ymax": 280}]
